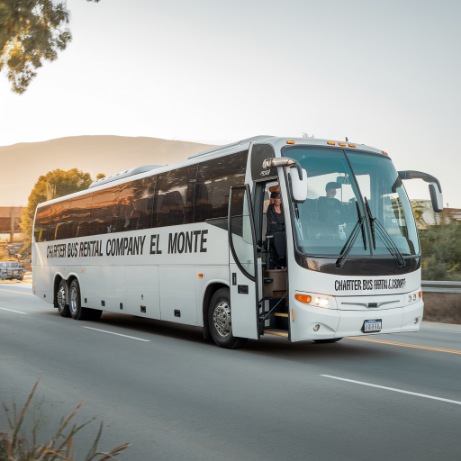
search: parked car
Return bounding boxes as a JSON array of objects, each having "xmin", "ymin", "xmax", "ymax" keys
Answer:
[{"xmin": 0, "ymin": 261, "xmax": 25, "ymax": 281}]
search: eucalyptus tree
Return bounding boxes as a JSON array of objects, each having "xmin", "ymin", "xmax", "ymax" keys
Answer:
[
  {"xmin": 0, "ymin": 0, "xmax": 99, "ymax": 93},
  {"xmin": 20, "ymin": 168, "xmax": 93, "ymax": 251}
]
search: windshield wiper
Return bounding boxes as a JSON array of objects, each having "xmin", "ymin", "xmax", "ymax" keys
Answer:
[
  {"xmin": 364, "ymin": 198, "xmax": 406, "ymax": 267},
  {"xmin": 336, "ymin": 201, "xmax": 366, "ymax": 268}
]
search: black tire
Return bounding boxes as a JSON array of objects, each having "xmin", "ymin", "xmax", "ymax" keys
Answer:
[
  {"xmin": 69, "ymin": 279, "xmax": 88, "ymax": 320},
  {"xmin": 56, "ymin": 279, "xmax": 70, "ymax": 317},
  {"xmin": 208, "ymin": 288, "xmax": 247, "ymax": 349}
]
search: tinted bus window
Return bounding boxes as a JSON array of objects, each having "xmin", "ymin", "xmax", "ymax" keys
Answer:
[
  {"xmin": 90, "ymin": 185, "xmax": 119, "ymax": 234},
  {"xmin": 34, "ymin": 150, "xmax": 249, "ymax": 240},
  {"xmin": 155, "ymin": 167, "xmax": 193, "ymax": 227},
  {"xmin": 52, "ymin": 201, "xmax": 70, "ymax": 240},
  {"xmin": 34, "ymin": 204, "xmax": 53, "ymax": 242},
  {"xmin": 197, "ymin": 151, "xmax": 247, "ymax": 221},
  {"xmin": 67, "ymin": 194, "xmax": 93, "ymax": 238},
  {"xmin": 119, "ymin": 177, "xmax": 156, "ymax": 231}
]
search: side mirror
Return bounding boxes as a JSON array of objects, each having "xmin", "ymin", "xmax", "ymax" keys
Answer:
[
  {"xmin": 290, "ymin": 168, "xmax": 308, "ymax": 202},
  {"xmin": 262, "ymin": 157, "xmax": 308, "ymax": 202},
  {"xmin": 398, "ymin": 170, "xmax": 444, "ymax": 212},
  {"xmin": 429, "ymin": 183, "xmax": 443, "ymax": 212}
]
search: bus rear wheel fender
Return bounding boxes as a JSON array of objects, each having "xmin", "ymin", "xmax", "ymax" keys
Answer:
[
  {"xmin": 56, "ymin": 279, "xmax": 71, "ymax": 318},
  {"xmin": 208, "ymin": 287, "xmax": 246, "ymax": 349}
]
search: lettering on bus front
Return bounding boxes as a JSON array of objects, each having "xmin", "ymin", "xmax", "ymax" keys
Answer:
[
  {"xmin": 45, "ymin": 230, "xmax": 209, "ymax": 259},
  {"xmin": 334, "ymin": 278, "xmax": 406, "ymax": 292}
]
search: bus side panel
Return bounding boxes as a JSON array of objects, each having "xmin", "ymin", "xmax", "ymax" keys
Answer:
[
  {"xmin": 32, "ymin": 242, "xmax": 54, "ymax": 306},
  {"xmin": 79, "ymin": 265, "xmax": 126, "ymax": 311},
  {"xmin": 126, "ymin": 265, "xmax": 160, "ymax": 318},
  {"xmin": 159, "ymin": 266, "xmax": 199, "ymax": 325}
]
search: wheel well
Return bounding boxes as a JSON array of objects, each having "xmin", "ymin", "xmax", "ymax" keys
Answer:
[
  {"xmin": 202, "ymin": 282, "xmax": 228, "ymax": 340},
  {"xmin": 53, "ymin": 275, "xmax": 63, "ymax": 307}
]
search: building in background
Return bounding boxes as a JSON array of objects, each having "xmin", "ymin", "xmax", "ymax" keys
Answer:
[
  {"xmin": 412, "ymin": 200, "xmax": 461, "ymax": 228},
  {"xmin": 0, "ymin": 206, "xmax": 25, "ymax": 241}
]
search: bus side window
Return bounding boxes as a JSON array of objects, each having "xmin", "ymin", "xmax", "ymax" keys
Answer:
[
  {"xmin": 157, "ymin": 191, "xmax": 185, "ymax": 227},
  {"xmin": 194, "ymin": 183, "xmax": 212, "ymax": 222},
  {"xmin": 131, "ymin": 196, "xmax": 154, "ymax": 230}
]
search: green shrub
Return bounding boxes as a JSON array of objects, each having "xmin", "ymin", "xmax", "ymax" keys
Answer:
[{"xmin": 420, "ymin": 221, "xmax": 461, "ymax": 281}]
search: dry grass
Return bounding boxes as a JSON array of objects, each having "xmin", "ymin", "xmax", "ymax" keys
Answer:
[
  {"xmin": 0, "ymin": 380, "xmax": 130, "ymax": 461},
  {"xmin": 423, "ymin": 293, "xmax": 461, "ymax": 324}
]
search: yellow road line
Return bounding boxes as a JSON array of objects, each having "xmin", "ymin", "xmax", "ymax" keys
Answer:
[{"xmin": 348, "ymin": 336, "xmax": 461, "ymax": 355}]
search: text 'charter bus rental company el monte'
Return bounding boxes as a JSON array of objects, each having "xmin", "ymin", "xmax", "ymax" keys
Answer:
[{"xmin": 32, "ymin": 136, "xmax": 443, "ymax": 348}]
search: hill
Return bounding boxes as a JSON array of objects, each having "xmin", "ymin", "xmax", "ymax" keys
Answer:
[{"xmin": 0, "ymin": 136, "xmax": 215, "ymax": 207}]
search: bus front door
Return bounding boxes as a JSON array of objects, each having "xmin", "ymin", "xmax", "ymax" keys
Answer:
[{"xmin": 228, "ymin": 185, "xmax": 260, "ymax": 340}]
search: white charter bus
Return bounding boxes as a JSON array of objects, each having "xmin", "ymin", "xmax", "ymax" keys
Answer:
[{"xmin": 32, "ymin": 136, "xmax": 443, "ymax": 348}]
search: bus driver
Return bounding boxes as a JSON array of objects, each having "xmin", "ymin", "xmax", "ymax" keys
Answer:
[{"xmin": 317, "ymin": 182, "xmax": 344, "ymax": 236}]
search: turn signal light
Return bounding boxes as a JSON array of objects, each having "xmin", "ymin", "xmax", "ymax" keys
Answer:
[{"xmin": 295, "ymin": 293, "xmax": 312, "ymax": 304}]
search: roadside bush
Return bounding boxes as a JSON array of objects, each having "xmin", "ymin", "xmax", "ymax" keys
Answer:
[
  {"xmin": 0, "ymin": 380, "xmax": 130, "ymax": 461},
  {"xmin": 420, "ymin": 221, "xmax": 461, "ymax": 281}
]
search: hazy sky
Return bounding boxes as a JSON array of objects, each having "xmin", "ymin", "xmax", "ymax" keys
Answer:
[{"xmin": 1, "ymin": 0, "xmax": 460, "ymax": 207}]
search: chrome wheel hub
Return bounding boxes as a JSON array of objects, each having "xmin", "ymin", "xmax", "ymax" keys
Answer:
[{"xmin": 213, "ymin": 300, "xmax": 231, "ymax": 338}]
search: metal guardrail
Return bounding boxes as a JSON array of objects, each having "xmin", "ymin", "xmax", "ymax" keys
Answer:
[{"xmin": 422, "ymin": 281, "xmax": 461, "ymax": 294}]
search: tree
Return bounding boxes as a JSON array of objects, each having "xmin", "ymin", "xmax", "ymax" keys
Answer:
[
  {"xmin": 0, "ymin": 0, "xmax": 99, "ymax": 94},
  {"xmin": 411, "ymin": 200, "xmax": 427, "ymax": 228},
  {"xmin": 20, "ymin": 168, "xmax": 93, "ymax": 252}
]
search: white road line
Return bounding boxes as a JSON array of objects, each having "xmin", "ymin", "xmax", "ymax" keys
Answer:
[
  {"xmin": 322, "ymin": 374, "xmax": 461, "ymax": 406},
  {"xmin": 0, "ymin": 288, "xmax": 32, "ymax": 296},
  {"xmin": 0, "ymin": 306, "xmax": 27, "ymax": 315},
  {"xmin": 83, "ymin": 326, "xmax": 150, "ymax": 342}
]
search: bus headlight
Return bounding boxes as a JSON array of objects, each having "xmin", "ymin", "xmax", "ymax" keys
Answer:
[
  {"xmin": 407, "ymin": 290, "xmax": 422, "ymax": 305},
  {"xmin": 314, "ymin": 297, "xmax": 330, "ymax": 308}
]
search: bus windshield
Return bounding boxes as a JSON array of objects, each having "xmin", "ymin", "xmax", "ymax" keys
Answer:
[{"xmin": 283, "ymin": 145, "xmax": 419, "ymax": 259}]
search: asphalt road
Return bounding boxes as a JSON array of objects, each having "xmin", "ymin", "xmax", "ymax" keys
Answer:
[{"xmin": 1, "ymin": 283, "xmax": 461, "ymax": 460}]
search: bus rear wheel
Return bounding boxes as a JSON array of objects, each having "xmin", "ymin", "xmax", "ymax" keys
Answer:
[
  {"xmin": 208, "ymin": 288, "xmax": 246, "ymax": 349},
  {"xmin": 56, "ymin": 279, "xmax": 70, "ymax": 317},
  {"xmin": 69, "ymin": 279, "xmax": 85, "ymax": 320},
  {"xmin": 69, "ymin": 279, "xmax": 102, "ymax": 321}
]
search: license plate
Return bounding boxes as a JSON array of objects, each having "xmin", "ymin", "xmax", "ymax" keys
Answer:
[{"xmin": 362, "ymin": 319, "xmax": 382, "ymax": 333}]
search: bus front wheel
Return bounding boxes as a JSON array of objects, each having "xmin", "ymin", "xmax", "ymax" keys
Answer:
[
  {"xmin": 56, "ymin": 279, "xmax": 70, "ymax": 317},
  {"xmin": 208, "ymin": 288, "xmax": 246, "ymax": 349}
]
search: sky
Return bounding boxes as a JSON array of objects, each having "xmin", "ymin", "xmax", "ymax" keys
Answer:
[{"xmin": 1, "ymin": 0, "xmax": 461, "ymax": 207}]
